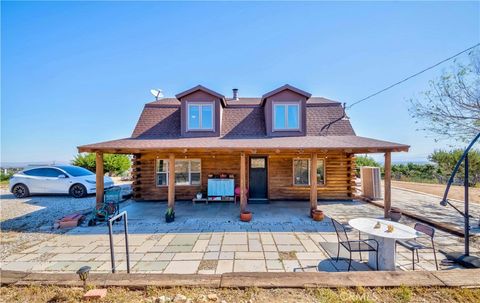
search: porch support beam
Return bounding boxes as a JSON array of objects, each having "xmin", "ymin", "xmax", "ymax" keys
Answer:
[
  {"xmin": 168, "ymin": 153, "xmax": 175, "ymax": 209},
  {"xmin": 384, "ymin": 151, "xmax": 392, "ymax": 218},
  {"xmin": 310, "ymin": 153, "xmax": 318, "ymax": 215},
  {"xmin": 240, "ymin": 152, "xmax": 247, "ymax": 212},
  {"xmin": 95, "ymin": 152, "xmax": 104, "ymax": 209}
]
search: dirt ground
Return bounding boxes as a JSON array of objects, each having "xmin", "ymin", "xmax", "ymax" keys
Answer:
[
  {"xmin": 392, "ymin": 180, "xmax": 480, "ymax": 204},
  {"xmin": 1, "ymin": 285, "xmax": 480, "ymax": 303}
]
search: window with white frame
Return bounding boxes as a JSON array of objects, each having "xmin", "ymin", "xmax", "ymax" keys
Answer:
[
  {"xmin": 156, "ymin": 159, "xmax": 169, "ymax": 186},
  {"xmin": 156, "ymin": 159, "xmax": 201, "ymax": 186},
  {"xmin": 273, "ymin": 103, "xmax": 300, "ymax": 130},
  {"xmin": 293, "ymin": 158, "xmax": 326, "ymax": 186},
  {"xmin": 187, "ymin": 103, "xmax": 214, "ymax": 130}
]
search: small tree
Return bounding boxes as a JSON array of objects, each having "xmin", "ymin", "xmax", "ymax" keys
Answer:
[
  {"xmin": 355, "ymin": 155, "xmax": 380, "ymax": 167},
  {"xmin": 409, "ymin": 51, "xmax": 480, "ymax": 143},
  {"xmin": 354, "ymin": 155, "xmax": 381, "ymax": 177},
  {"xmin": 72, "ymin": 153, "xmax": 131, "ymax": 176},
  {"xmin": 428, "ymin": 149, "xmax": 480, "ymax": 185}
]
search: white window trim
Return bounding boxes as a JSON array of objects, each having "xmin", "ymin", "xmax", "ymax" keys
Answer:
[
  {"xmin": 156, "ymin": 159, "xmax": 202, "ymax": 187},
  {"xmin": 292, "ymin": 158, "xmax": 327, "ymax": 186},
  {"xmin": 187, "ymin": 102, "xmax": 215, "ymax": 131},
  {"xmin": 273, "ymin": 102, "xmax": 301, "ymax": 131}
]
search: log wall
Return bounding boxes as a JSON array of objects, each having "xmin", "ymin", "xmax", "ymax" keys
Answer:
[{"xmin": 131, "ymin": 151, "xmax": 355, "ymax": 201}]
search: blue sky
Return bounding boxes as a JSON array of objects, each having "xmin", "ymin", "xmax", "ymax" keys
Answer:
[{"xmin": 1, "ymin": 1, "xmax": 479, "ymax": 164}]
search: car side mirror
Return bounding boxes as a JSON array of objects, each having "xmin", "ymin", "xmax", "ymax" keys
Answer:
[{"xmin": 58, "ymin": 174, "xmax": 67, "ymax": 178}]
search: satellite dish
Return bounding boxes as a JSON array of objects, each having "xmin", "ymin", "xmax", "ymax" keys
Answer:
[{"xmin": 150, "ymin": 89, "xmax": 164, "ymax": 100}]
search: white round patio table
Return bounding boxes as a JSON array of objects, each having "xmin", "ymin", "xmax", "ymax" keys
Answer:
[{"xmin": 348, "ymin": 218, "xmax": 420, "ymax": 271}]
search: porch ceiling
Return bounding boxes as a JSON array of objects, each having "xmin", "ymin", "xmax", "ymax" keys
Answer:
[{"xmin": 78, "ymin": 135, "xmax": 409, "ymax": 154}]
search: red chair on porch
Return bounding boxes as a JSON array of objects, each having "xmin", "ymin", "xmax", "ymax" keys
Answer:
[{"xmin": 234, "ymin": 187, "xmax": 249, "ymax": 204}]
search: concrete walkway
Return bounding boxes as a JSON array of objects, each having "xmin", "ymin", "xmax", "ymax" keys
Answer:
[{"xmin": 390, "ymin": 187, "xmax": 480, "ymax": 232}]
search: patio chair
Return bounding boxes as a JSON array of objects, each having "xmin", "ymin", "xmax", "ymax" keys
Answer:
[
  {"xmin": 396, "ymin": 223, "xmax": 438, "ymax": 270},
  {"xmin": 331, "ymin": 218, "xmax": 379, "ymax": 271},
  {"xmin": 234, "ymin": 186, "xmax": 249, "ymax": 204}
]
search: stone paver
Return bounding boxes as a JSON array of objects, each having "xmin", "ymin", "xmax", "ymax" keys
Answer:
[
  {"xmin": 234, "ymin": 260, "xmax": 266, "ymax": 272},
  {"xmin": 163, "ymin": 260, "xmax": 200, "ymax": 274},
  {"xmin": 2, "ymin": 196, "xmax": 477, "ymax": 275}
]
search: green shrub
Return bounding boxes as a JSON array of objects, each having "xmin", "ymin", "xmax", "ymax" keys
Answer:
[
  {"xmin": 72, "ymin": 153, "xmax": 131, "ymax": 176},
  {"xmin": 0, "ymin": 172, "xmax": 13, "ymax": 182}
]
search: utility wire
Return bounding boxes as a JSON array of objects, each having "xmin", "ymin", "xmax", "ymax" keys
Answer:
[{"xmin": 347, "ymin": 43, "xmax": 480, "ymax": 109}]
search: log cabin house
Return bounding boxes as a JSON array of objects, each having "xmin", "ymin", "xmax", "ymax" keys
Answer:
[{"xmin": 78, "ymin": 84, "xmax": 409, "ymax": 216}]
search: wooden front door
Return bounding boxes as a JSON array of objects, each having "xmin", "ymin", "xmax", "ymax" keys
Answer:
[{"xmin": 249, "ymin": 156, "xmax": 268, "ymax": 200}]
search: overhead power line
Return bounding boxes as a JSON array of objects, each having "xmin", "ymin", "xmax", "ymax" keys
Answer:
[{"xmin": 347, "ymin": 43, "xmax": 480, "ymax": 109}]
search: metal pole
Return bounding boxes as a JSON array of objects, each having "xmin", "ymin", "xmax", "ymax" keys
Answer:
[
  {"xmin": 124, "ymin": 212, "xmax": 130, "ymax": 273},
  {"xmin": 108, "ymin": 220, "xmax": 116, "ymax": 273},
  {"xmin": 465, "ymin": 154, "xmax": 470, "ymax": 256}
]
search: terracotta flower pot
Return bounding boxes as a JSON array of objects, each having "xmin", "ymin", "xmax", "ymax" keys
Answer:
[
  {"xmin": 312, "ymin": 210, "xmax": 324, "ymax": 221},
  {"xmin": 240, "ymin": 211, "xmax": 252, "ymax": 222},
  {"xmin": 389, "ymin": 208, "xmax": 402, "ymax": 222}
]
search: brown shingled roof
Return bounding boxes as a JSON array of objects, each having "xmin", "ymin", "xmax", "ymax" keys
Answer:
[
  {"xmin": 78, "ymin": 135, "xmax": 409, "ymax": 153},
  {"xmin": 79, "ymin": 90, "xmax": 409, "ymax": 153}
]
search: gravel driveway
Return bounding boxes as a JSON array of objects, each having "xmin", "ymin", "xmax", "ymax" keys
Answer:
[{"xmin": 0, "ymin": 190, "xmax": 97, "ymax": 258}]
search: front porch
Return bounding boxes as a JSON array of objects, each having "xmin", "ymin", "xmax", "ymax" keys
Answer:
[{"xmin": 93, "ymin": 149, "xmax": 396, "ymax": 218}]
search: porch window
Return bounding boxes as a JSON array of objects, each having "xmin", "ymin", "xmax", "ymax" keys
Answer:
[
  {"xmin": 187, "ymin": 103, "xmax": 214, "ymax": 130},
  {"xmin": 273, "ymin": 103, "xmax": 300, "ymax": 130},
  {"xmin": 157, "ymin": 159, "xmax": 201, "ymax": 186},
  {"xmin": 293, "ymin": 158, "xmax": 326, "ymax": 185},
  {"xmin": 156, "ymin": 159, "xmax": 169, "ymax": 186},
  {"xmin": 317, "ymin": 159, "xmax": 325, "ymax": 185},
  {"xmin": 293, "ymin": 159, "xmax": 309, "ymax": 185}
]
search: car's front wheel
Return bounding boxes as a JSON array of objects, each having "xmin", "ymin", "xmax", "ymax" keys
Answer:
[
  {"xmin": 69, "ymin": 184, "xmax": 87, "ymax": 198},
  {"xmin": 12, "ymin": 184, "xmax": 29, "ymax": 198}
]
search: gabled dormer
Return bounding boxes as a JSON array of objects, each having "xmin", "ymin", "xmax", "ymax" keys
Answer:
[
  {"xmin": 175, "ymin": 85, "xmax": 226, "ymax": 137},
  {"xmin": 261, "ymin": 84, "xmax": 311, "ymax": 137}
]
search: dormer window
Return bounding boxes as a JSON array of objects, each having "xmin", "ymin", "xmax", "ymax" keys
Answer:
[
  {"xmin": 273, "ymin": 103, "xmax": 300, "ymax": 130},
  {"xmin": 187, "ymin": 103, "xmax": 214, "ymax": 130}
]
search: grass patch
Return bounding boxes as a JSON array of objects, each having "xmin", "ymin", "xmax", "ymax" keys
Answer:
[{"xmin": 1, "ymin": 285, "xmax": 480, "ymax": 303}]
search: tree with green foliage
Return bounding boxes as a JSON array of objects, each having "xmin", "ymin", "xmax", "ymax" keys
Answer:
[
  {"xmin": 428, "ymin": 149, "xmax": 480, "ymax": 185},
  {"xmin": 391, "ymin": 163, "xmax": 438, "ymax": 183},
  {"xmin": 354, "ymin": 155, "xmax": 381, "ymax": 177},
  {"xmin": 72, "ymin": 153, "xmax": 131, "ymax": 176},
  {"xmin": 355, "ymin": 155, "xmax": 380, "ymax": 168},
  {"xmin": 409, "ymin": 51, "xmax": 480, "ymax": 143}
]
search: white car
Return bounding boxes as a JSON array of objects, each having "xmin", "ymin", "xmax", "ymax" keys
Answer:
[{"xmin": 9, "ymin": 165, "xmax": 114, "ymax": 198}]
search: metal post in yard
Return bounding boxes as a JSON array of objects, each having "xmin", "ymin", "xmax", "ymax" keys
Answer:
[
  {"xmin": 107, "ymin": 211, "xmax": 130, "ymax": 274},
  {"xmin": 108, "ymin": 219, "xmax": 116, "ymax": 273},
  {"xmin": 465, "ymin": 154, "xmax": 469, "ymax": 256},
  {"xmin": 124, "ymin": 212, "xmax": 130, "ymax": 273}
]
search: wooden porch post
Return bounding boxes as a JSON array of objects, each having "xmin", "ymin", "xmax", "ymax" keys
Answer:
[
  {"xmin": 240, "ymin": 152, "xmax": 247, "ymax": 212},
  {"xmin": 95, "ymin": 152, "xmax": 104, "ymax": 209},
  {"xmin": 310, "ymin": 153, "xmax": 318, "ymax": 215},
  {"xmin": 384, "ymin": 151, "xmax": 392, "ymax": 218},
  {"xmin": 168, "ymin": 153, "xmax": 175, "ymax": 209}
]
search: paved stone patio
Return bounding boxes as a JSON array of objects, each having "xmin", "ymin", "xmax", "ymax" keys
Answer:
[{"xmin": 2, "ymin": 193, "xmax": 479, "ymax": 274}]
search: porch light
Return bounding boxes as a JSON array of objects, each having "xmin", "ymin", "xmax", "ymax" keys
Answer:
[{"xmin": 76, "ymin": 266, "xmax": 91, "ymax": 290}]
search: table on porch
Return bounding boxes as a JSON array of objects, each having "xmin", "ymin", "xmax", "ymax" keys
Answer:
[{"xmin": 349, "ymin": 218, "xmax": 420, "ymax": 271}]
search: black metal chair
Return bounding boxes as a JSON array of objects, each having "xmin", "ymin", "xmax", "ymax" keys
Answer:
[
  {"xmin": 331, "ymin": 218, "xmax": 379, "ymax": 271},
  {"xmin": 396, "ymin": 223, "xmax": 438, "ymax": 270}
]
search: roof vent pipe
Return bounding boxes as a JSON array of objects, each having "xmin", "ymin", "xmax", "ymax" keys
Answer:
[{"xmin": 232, "ymin": 88, "xmax": 239, "ymax": 100}]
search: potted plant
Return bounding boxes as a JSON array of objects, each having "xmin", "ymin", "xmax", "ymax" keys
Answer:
[
  {"xmin": 312, "ymin": 209, "xmax": 324, "ymax": 221},
  {"xmin": 165, "ymin": 207, "xmax": 175, "ymax": 223},
  {"xmin": 389, "ymin": 207, "xmax": 402, "ymax": 222},
  {"xmin": 240, "ymin": 210, "xmax": 252, "ymax": 222}
]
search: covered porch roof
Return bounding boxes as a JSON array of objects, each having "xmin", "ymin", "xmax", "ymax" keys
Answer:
[{"xmin": 78, "ymin": 135, "xmax": 409, "ymax": 154}]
